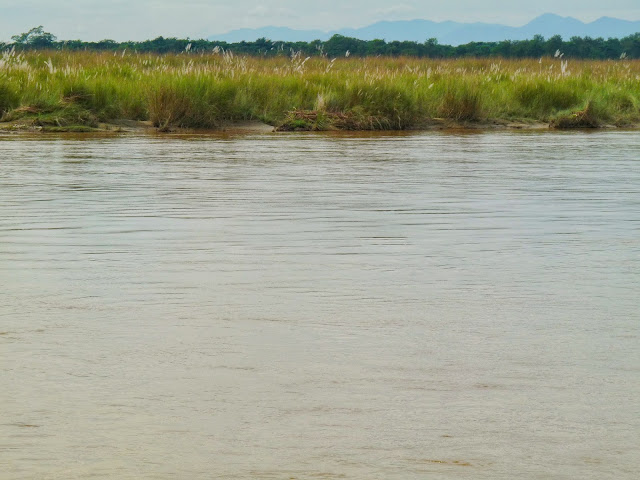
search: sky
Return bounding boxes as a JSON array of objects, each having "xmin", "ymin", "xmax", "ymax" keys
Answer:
[{"xmin": 1, "ymin": 0, "xmax": 639, "ymax": 42}]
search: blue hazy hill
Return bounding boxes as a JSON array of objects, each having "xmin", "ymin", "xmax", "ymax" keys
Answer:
[{"xmin": 208, "ymin": 14, "xmax": 640, "ymax": 45}]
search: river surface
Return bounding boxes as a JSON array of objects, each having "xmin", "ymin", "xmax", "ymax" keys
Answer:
[{"xmin": 1, "ymin": 131, "xmax": 639, "ymax": 479}]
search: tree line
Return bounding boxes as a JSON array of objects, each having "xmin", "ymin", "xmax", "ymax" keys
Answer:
[{"xmin": 5, "ymin": 26, "xmax": 640, "ymax": 59}]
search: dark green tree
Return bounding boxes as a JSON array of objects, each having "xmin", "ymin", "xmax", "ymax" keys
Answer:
[{"xmin": 11, "ymin": 26, "xmax": 57, "ymax": 48}]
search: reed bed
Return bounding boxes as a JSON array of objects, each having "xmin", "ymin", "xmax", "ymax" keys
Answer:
[{"xmin": 1, "ymin": 49, "xmax": 639, "ymax": 130}]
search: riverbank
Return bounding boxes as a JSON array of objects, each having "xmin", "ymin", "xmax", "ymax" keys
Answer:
[
  {"xmin": 1, "ymin": 50, "xmax": 639, "ymax": 132},
  {"xmin": 0, "ymin": 118, "xmax": 277, "ymax": 134},
  {"xmin": 3, "ymin": 117, "xmax": 636, "ymax": 135}
]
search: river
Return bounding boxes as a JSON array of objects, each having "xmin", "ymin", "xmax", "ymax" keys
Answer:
[{"xmin": 1, "ymin": 131, "xmax": 638, "ymax": 479}]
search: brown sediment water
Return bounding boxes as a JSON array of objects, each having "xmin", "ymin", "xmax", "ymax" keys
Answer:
[{"xmin": 1, "ymin": 130, "xmax": 639, "ymax": 479}]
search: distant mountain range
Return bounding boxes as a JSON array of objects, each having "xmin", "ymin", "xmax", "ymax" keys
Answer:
[{"xmin": 208, "ymin": 14, "xmax": 640, "ymax": 45}]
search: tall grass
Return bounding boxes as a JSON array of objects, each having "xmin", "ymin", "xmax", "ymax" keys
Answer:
[{"xmin": 0, "ymin": 48, "xmax": 639, "ymax": 129}]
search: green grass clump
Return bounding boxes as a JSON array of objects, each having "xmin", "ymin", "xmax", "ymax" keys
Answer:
[
  {"xmin": 0, "ymin": 49, "xmax": 638, "ymax": 130},
  {"xmin": 514, "ymin": 80, "xmax": 580, "ymax": 116},
  {"xmin": 0, "ymin": 83, "xmax": 20, "ymax": 116},
  {"xmin": 438, "ymin": 82, "xmax": 483, "ymax": 121},
  {"xmin": 551, "ymin": 102, "xmax": 601, "ymax": 128},
  {"xmin": 3, "ymin": 101, "xmax": 98, "ymax": 128}
]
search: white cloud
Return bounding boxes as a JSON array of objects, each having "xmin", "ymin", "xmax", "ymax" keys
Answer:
[
  {"xmin": 372, "ymin": 4, "xmax": 417, "ymax": 20},
  {"xmin": 247, "ymin": 5, "xmax": 269, "ymax": 17},
  {"xmin": 246, "ymin": 5, "xmax": 298, "ymax": 21}
]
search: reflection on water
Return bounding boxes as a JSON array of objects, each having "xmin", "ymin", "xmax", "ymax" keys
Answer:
[{"xmin": 1, "ymin": 131, "xmax": 639, "ymax": 479}]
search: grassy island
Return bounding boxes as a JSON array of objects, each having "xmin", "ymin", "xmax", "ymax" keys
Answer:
[{"xmin": 1, "ymin": 49, "xmax": 639, "ymax": 132}]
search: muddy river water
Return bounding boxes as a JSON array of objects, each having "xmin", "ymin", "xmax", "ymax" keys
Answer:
[{"xmin": 1, "ymin": 131, "xmax": 639, "ymax": 479}]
